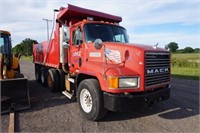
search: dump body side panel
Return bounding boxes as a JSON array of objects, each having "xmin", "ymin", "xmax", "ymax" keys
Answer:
[{"xmin": 33, "ymin": 31, "xmax": 60, "ymax": 68}]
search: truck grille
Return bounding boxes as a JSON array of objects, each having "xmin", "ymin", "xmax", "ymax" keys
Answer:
[{"xmin": 145, "ymin": 52, "xmax": 170, "ymax": 88}]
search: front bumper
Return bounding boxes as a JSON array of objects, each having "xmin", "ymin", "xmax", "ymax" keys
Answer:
[{"xmin": 103, "ymin": 86, "xmax": 170, "ymax": 112}]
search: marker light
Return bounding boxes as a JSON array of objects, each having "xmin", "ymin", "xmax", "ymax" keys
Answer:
[
  {"xmin": 87, "ymin": 17, "xmax": 93, "ymax": 21},
  {"xmin": 108, "ymin": 77, "xmax": 118, "ymax": 89}
]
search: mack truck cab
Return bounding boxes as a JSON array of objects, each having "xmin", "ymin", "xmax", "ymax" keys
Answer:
[{"xmin": 33, "ymin": 4, "xmax": 170, "ymax": 121}]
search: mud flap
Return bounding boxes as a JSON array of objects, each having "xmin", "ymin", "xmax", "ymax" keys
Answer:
[{"xmin": 1, "ymin": 78, "xmax": 30, "ymax": 114}]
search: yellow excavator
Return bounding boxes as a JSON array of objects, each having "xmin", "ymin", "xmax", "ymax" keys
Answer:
[
  {"xmin": 0, "ymin": 30, "xmax": 21, "ymax": 79},
  {"xmin": 0, "ymin": 30, "xmax": 30, "ymax": 114},
  {"xmin": 1, "ymin": 30, "xmax": 30, "ymax": 132}
]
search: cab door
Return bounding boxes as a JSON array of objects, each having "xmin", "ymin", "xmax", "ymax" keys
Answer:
[{"xmin": 69, "ymin": 26, "xmax": 84, "ymax": 73}]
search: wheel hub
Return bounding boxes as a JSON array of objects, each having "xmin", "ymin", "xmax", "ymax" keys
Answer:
[
  {"xmin": 47, "ymin": 74, "xmax": 52, "ymax": 87},
  {"xmin": 80, "ymin": 89, "xmax": 92, "ymax": 113}
]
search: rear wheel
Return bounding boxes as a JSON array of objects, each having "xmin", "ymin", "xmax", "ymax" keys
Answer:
[
  {"xmin": 41, "ymin": 67, "xmax": 48, "ymax": 87},
  {"xmin": 35, "ymin": 65, "xmax": 41, "ymax": 83},
  {"xmin": 77, "ymin": 79, "xmax": 107, "ymax": 121},
  {"xmin": 47, "ymin": 69, "xmax": 59, "ymax": 92}
]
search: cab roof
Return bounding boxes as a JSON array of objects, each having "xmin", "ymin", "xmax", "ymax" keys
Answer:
[{"xmin": 0, "ymin": 30, "xmax": 11, "ymax": 35}]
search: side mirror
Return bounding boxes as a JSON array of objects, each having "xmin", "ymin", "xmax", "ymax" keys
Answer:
[
  {"xmin": 94, "ymin": 38, "xmax": 103, "ymax": 50},
  {"xmin": 165, "ymin": 44, "xmax": 169, "ymax": 50}
]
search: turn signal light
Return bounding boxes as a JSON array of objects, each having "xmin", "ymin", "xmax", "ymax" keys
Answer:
[{"xmin": 108, "ymin": 77, "xmax": 118, "ymax": 89}]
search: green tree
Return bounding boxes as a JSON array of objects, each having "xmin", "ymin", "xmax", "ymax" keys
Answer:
[
  {"xmin": 12, "ymin": 38, "xmax": 38, "ymax": 56},
  {"xmin": 183, "ymin": 47, "xmax": 194, "ymax": 53},
  {"xmin": 194, "ymin": 48, "xmax": 200, "ymax": 53},
  {"xmin": 167, "ymin": 42, "xmax": 179, "ymax": 53},
  {"xmin": 12, "ymin": 44, "xmax": 23, "ymax": 54}
]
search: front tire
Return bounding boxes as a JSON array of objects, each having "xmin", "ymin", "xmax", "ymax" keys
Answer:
[
  {"xmin": 57, "ymin": 69, "xmax": 66, "ymax": 91},
  {"xmin": 77, "ymin": 79, "xmax": 107, "ymax": 121}
]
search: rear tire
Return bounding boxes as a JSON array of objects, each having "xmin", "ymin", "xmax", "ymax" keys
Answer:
[
  {"xmin": 41, "ymin": 67, "xmax": 48, "ymax": 87},
  {"xmin": 35, "ymin": 65, "xmax": 41, "ymax": 83},
  {"xmin": 77, "ymin": 79, "xmax": 107, "ymax": 121},
  {"xmin": 47, "ymin": 69, "xmax": 59, "ymax": 92}
]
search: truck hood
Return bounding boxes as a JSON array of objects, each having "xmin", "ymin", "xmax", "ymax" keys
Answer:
[
  {"xmin": 102, "ymin": 42, "xmax": 169, "ymax": 65},
  {"xmin": 87, "ymin": 41, "xmax": 169, "ymax": 67}
]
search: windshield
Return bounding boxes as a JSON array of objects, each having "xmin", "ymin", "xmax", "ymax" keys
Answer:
[
  {"xmin": 0, "ymin": 33, "xmax": 11, "ymax": 55},
  {"xmin": 84, "ymin": 23, "xmax": 129, "ymax": 43}
]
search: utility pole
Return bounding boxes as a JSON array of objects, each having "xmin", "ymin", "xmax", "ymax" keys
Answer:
[{"xmin": 42, "ymin": 18, "xmax": 52, "ymax": 41}]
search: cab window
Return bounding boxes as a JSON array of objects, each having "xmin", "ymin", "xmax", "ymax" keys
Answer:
[{"xmin": 73, "ymin": 27, "xmax": 82, "ymax": 46}]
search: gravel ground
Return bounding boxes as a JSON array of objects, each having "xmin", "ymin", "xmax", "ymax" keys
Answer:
[{"xmin": 1, "ymin": 60, "xmax": 199, "ymax": 132}]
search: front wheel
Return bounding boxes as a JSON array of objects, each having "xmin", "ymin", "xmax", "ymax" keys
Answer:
[{"xmin": 77, "ymin": 79, "xmax": 107, "ymax": 121}]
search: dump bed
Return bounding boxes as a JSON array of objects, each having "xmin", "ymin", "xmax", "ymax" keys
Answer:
[
  {"xmin": 33, "ymin": 39, "xmax": 60, "ymax": 68},
  {"xmin": 58, "ymin": 4, "xmax": 122, "ymax": 26}
]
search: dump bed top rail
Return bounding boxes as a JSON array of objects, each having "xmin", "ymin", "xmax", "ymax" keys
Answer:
[{"xmin": 57, "ymin": 4, "xmax": 122, "ymax": 25}]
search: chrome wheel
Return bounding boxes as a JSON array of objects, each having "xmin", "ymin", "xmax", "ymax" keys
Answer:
[{"xmin": 80, "ymin": 88, "xmax": 92, "ymax": 113}]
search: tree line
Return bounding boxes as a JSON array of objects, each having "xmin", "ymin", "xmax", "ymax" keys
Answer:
[
  {"xmin": 12, "ymin": 38, "xmax": 38, "ymax": 56},
  {"xmin": 166, "ymin": 42, "xmax": 199, "ymax": 53}
]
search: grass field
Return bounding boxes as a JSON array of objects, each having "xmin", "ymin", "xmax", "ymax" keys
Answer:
[
  {"xmin": 171, "ymin": 53, "xmax": 199, "ymax": 80},
  {"xmin": 21, "ymin": 56, "xmax": 33, "ymax": 61}
]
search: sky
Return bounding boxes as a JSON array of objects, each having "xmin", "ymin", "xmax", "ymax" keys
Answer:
[{"xmin": 0, "ymin": 0, "xmax": 199, "ymax": 49}]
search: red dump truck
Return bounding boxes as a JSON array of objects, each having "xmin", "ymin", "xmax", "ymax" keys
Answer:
[{"xmin": 33, "ymin": 4, "xmax": 170, "ymax": 121}]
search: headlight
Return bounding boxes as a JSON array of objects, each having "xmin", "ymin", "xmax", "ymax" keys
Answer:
[
  {"xmin": 119, "ymin": 77, "xmax": 139, "ymax": 88},
  {"xmin": 108, "ymin": 77, "xmax": 139, "ymax": 89}
]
